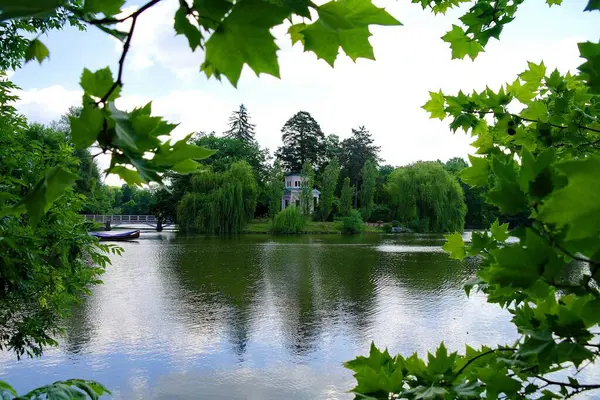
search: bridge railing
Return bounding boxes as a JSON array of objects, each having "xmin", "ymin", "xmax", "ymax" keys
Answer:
[{"xmin": 83, "ymin": 215, "xmax": 159, "ymax": 223}]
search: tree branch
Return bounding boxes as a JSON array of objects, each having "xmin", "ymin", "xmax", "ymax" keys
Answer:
[
  {"xmin": 97, "ymin": 12, "xmax": 138, "ymax": 104},
  {"xmin": 535, "ymin": 375, "xmax": 600, "ymax": 390},
  {"xmin": 471, "ymin": 110, "xmax": 600, "ymax": 134},
  {"xmin": 84, "ymin": 0, "xmax": 163, "ymax": 25},
  {"xmin": 455, "ymin": 347, "xmax": 516, "ymax": 377}
]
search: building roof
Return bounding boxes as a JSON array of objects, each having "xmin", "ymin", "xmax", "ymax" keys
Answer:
[{"xmin": 284, "ymin": 172, "xmax": 302, "ymax": 177}]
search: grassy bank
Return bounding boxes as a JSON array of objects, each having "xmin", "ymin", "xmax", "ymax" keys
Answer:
[{"xmin": 243, "ymin": 219, "xmax": 382, "ymax": 234}]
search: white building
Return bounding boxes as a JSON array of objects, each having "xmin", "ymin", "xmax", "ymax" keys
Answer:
[{"xmin": 281, "ymin": 173, "xmax": 320, "ymax": 211}]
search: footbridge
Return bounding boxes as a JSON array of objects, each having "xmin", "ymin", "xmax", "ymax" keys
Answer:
[{"xmin": 83, "ymin": 215, "xmax": 175, "ymax": 231}]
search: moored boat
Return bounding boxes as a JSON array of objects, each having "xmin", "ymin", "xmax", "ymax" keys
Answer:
[{"xmin": 90, "ymin": 230, "xmax": 141, "ymax": 241}]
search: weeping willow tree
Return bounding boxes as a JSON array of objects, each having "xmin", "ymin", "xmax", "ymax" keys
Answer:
[
  {"xmin": 387, "ymin": 162, "xmax": 466, "ymax": 233},
  {"xmin": 177, "ymin": 161, "xmax": 257, "ymax": 234}
]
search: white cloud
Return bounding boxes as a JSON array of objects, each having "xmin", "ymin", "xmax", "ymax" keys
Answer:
[
  {"xmin": 15, "ymin": 85, "xmax": 82, "ymax": 123},
  {"xmin": 116, "ymin": 0, "xmax": 203, "ymax": 81}
]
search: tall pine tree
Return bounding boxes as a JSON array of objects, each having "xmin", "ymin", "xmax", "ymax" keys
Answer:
[
  {"xmin": 224, "ymin": 104, "xmax": 256, "ymax": 143},
  {"xmin": 275, "ymin": 111, "xmax": 325, "ymax": 172}
]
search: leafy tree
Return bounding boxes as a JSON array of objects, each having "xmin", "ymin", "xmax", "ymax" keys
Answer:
[
  {"xmin": 223, "ymin": 104, "xmax": 256, "ymax": 143},
  {"xmin": 339, "ymin": 126, "xmax": 380, "ymax": 207},
  {"xmin": 339, "ymin": 176, "xmax": 354, "ymax": 217},
  {"xmin": 266, "ymin": 160, "xmax": 285, "ymax": 219},
  {"xmin": 319, "ymin": 157, "xmax": 340, "ymax": 221},
  {"xmin": 0, "ymin": 80, "xmax": 113, "ymax": 359},
  {"xmin": 359, "ymin": 159, "xmax": 377, "ymax": 221},
  {"xmin": 299, "ymin": 161, "xmax": 315, "ymax": 215},
  {"xmin": 177, "ymin": 161, "xmax": 257, "ymax": 234},
  {"xmin": 324, "ymin": 134, "xmax": 343, "ymax": 164},
  {"xmin": 346, "ymin": 2, "xmax": 600, "ymax": 399},
  {"xmin": 275, "ymin": 111, "xmax": 325, "ymax": 172},
  {"xmin": 387, "ymin": 162, "xmax": 466, "ymax": 233},
  {"xmin": 443, "ymin": 157, "xmax": 468, "ymax": 176}
]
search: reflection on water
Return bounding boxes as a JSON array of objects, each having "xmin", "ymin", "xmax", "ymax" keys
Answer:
[{"xmin": 1, "ymin": 233, "xmax": 518, "ymax": 399}]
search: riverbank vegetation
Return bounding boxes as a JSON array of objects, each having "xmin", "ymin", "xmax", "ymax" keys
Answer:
[{"xmin": 0, "ymin": 0, "xmax": 598, "ymax": 399}]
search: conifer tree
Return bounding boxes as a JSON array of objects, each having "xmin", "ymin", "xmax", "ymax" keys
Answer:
[{"xmin": 224, "ymin": 104, "xmax": 256, "ymax": 143}]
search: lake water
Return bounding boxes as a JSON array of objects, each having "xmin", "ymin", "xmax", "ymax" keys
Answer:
[{"xmin": 0, "ymin": 232, "xmax": 519, "ymax": 399}]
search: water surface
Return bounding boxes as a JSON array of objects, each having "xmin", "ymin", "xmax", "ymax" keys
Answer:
[{"xmin": 0, "ymin": 232, "xmax": 518, "ymax": 399}]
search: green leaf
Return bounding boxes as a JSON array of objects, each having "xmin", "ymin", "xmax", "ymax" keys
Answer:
[
  {"xmin": 441, "ymin": 25, "xmax": 484, "ymax": 60},
  {"xmin": 584, "ymin": 0, "xmax": 600, "ymax": 11},
  {"xmin": 24, "ymin": 38, "xmax": 50, "ymax": 64},
  {"xmin": 80, "ymin": 67, "xmax": 120, "ymax": 101},
  {"xmin": 0, "ymin": 0, "xmax": 63, "ymax": 21},
  {"xmin": 292, "ymin": 0, "xmax": 399, "ymax": 66},
  {"xmin": 266, "ymin": 0, "xmax": 310, "ymax": 17},
  {"xmin": 427, "ymin": 342, "xmax": 456, "ymax": 375},
  {"xmin": 109, "ymin": 166, "xmax": 144, "ymax": 186},
  {"xmin": 520, "ymin": 100, "xmax": 548, "ymax": 121},
  {"xmin": 519, "ymin": 61, "xmax": 546, "ymax": 86},
  {"xmin": 422, "ymin": 90, "xmax": 446, "ymax": 120},
  {"xmin": 578, "ymin": 41, "xmax": 600, "ymax": 93},
  {"xmin": 0, "ymin": 381, "xmax": 17, "ymax": 396},
  {"xmin": 443, "ymin": 232, "xmax": 466, "ymax": 259},
  {"xmin": 538, "ymin": 155, "xmax": 600, "ymax": 240},
  {"xmin": 452, "ymin": 381, "xmax": 481, "ymax": 397},
  {"xmin": 70, "ymin": 99, "xmax": 104, "ymax": 149},
  {"xmin": 415, "ymin": 386, "xmax": 447, "ymax": 400},
  {"xmin": 202, "ymin": 0, "xmax": 289, "ymax": 86},
  {"xmin": 1, "ymin": 167, "xmax": 79, "ymax": 224},
  {"xmin": 154, "ymin": 135, "xmax": 216, "ymax": 165},
  {"xmin": 171, "ymin": 159, "xmax": 202, "ymax": 174},
  {"xmin": 459, "ymin": 155, "xmax": 489, "ymax": 186},
  {"xmin": 339, "ymin": 27, "xmax": 375, "ymax": 61},
  {"xmin": 174, "ymin": 7, "xmax": 202, "ymax": 50},
  {"xmin": 300, "ymin": 20, "xmax": 342, "ymax": 66},
  {"xmin": 478, "ymin": 367, "xmax": 521, "ymax": 398},
  {"xmin": 108, "ymin": 103, "xmax": 139, "ymax": 151},
  {"xmin": 490, "ymin": 219, "xmax": 509, "ymax": 242},
  {"xmin": 486, "ymin": 155, "xmax": 528, "ymax": 215},
  {"xmin": 95, "ymin": 24, "xmax": 128, "ymax": 41},
  {"xmin": 83, "ymin": 0, "xmax": 125, "ymax": 15},
  {"xmin": 546, "ymin": 0, "xmax": 562, "ymax": 5},
  {"xmin": 507, "ymin": 78, "xmax": 536, "ymax": 104}
]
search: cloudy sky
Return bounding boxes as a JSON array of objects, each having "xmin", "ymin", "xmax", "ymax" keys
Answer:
[{"xmin": 11, "ymin": 0, "xmax": 597, "ymax": 184}]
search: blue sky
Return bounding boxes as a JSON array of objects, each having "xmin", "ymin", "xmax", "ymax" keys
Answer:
[{"xmin": 11, "ymin": 0, "xmax": 598, "ymax": 183}]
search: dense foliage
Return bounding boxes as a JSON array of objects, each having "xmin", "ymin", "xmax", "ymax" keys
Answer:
[
  {"xmin": 318, "ymin": 158, "xmax": 340, "ymax": 221},
  {"xmin": 299, "ymin": 161, "xmax": 315, "ymax": 215},
  {"xmin": 342, "ymin": 210, "xmax": 365, "ymax": 234},
  {"xmin": 359, "ymin": 159, "xmax": 377, "ymax": 221},
  {"xmin": 275, "ymin": 111, "xmax": 325, "ymax": 172},
  {"xmin": 266, "ymin": 161, "xmax": 285, "ymax": 219},
  {"xmin": 0, "ymin": 79, "xmax": 115, "ymax": 359},
  {"xmin": 345, "ymin": 2, "xmax": 600, "ymax": 400},
  {"xmin": 0, "ymin": 379, "xmax": 109, "ymax": 399},
  {"xmin": 387, "ymin": 162, "xmax": 467, "ymax": 233},
  {"xmin": 177, "ymin": 162, "xmax": 257, "ymax": 234},
  {"xmin": 339, "ymin": 176, "xmax": 355, "ymax": 217},
  {"xmin": 272, "ymin": 206, "xmax": 305, "ymax": 234}
]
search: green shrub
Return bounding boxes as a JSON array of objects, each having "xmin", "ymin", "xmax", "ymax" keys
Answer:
[
  {"xmin": 391, "ymin": 220, "xmax": 400, "ymax": 227},
  {"xmin": 342, "ymin": 210, "xmax": 365, "ymax": 234},
  {"xmin": 272, "ymin": 207, "xmax": 306, "ymax": 234},
  {"xmin": 382, "ymin": 223, "xmax": 392, "ymax": 233}
]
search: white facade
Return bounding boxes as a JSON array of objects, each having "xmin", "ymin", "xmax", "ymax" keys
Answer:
[{"xmin": 281, "ymin": 173, "xmax": 320, "ymax": 211}]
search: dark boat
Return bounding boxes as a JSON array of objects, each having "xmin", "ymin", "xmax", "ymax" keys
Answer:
[{"xmin": 90, "ymin": 230, "xmax": 141, "ymax": 241}]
